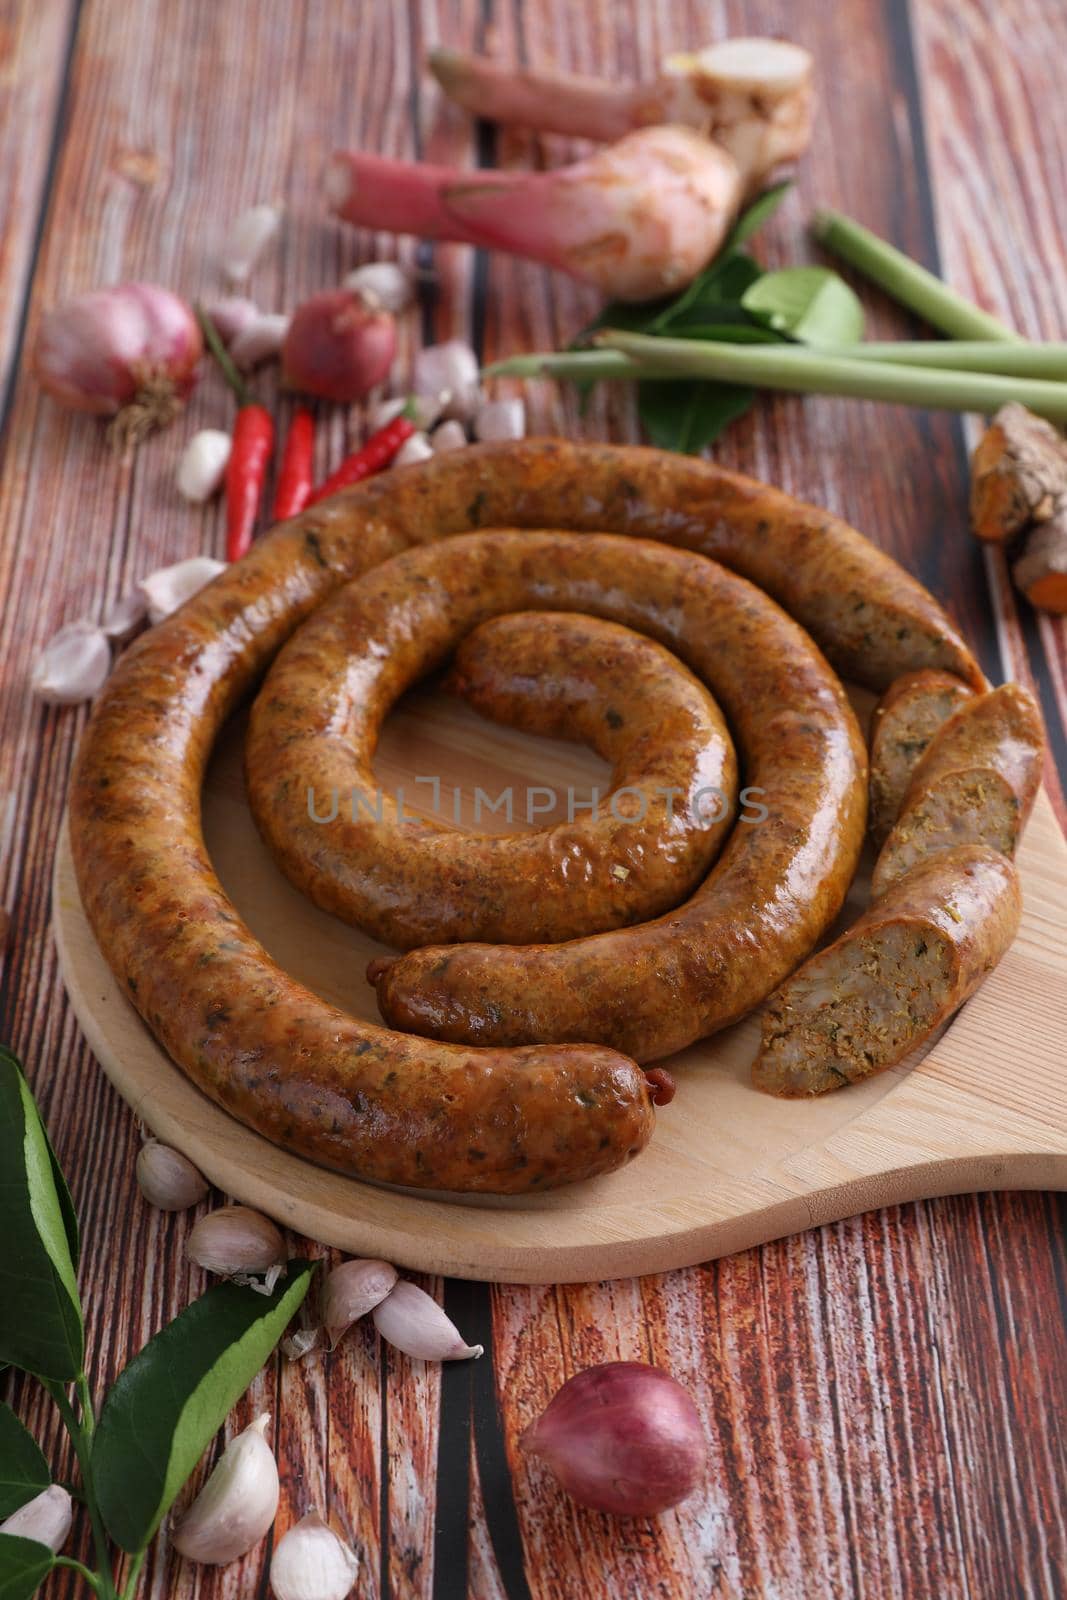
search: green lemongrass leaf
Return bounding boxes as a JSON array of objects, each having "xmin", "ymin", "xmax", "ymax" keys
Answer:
[
  {"xmin": 722, "ymin": 180, "xmax": 792, "ymax": 252},
  {"xmin": 0, "ymin": 1409, "xmax": 51, "ymax": 1521},
  {"xmin": 93, "ymin": 1262, "xmax": 314, "ymax": 1553},
  {"xmin": 0, "ymin": 1533, "xmax": 54, "ymax": 1600},
  {"xmin": 742, "ymin": 267, "xmax": 865, "ymax": 345},
  {"xmin": 637, "ymin": 378, "xmax": 755, "ymax": 454},
  {"xmin": 0, "ymin": 1050, "xmax": 79, "ymax": 1270},
  {"xmin": 0, "ymin": 1056, "xmax": 83, "ymax": 1381}
]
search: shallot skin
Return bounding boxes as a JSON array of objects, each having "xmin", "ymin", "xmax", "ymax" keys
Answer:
[
  {"xmin": 282, "ymin": 289, "xmax": 396, "ymax": 402},
  {"xmin": 520, "ymin": 1361, "xmax": 707, "ymax": 1517},
  {"xmin": 33, "ymin": 283, "xmax": 202, "ymax": 414}
]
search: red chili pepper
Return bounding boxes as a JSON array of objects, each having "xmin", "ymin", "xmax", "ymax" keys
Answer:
[
  {"xmin": 272, "ymin": 408, "xmax": 315, "ymax": 521},
  {"xmin": 196, "ymin": 306, "xmax": 275, "ymax": 562},
  {"xmin": 307, "ymin": 406, "xmax": 416, "ymax": 505},
  {"xmin": 225, "ymin": 403, "xmax": 275, "ymax": 561}
]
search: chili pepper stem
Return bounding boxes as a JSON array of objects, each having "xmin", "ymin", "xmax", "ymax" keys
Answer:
[{"xmin": 194, "ymin": 305, "xmax": 251, "ymax": 404}]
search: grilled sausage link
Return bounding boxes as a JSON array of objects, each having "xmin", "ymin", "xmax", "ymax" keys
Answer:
[
  {"xmin": 868, "ymin": 669, "xmax": 977, "ymax": 845},
  {"xmin": 753, "ymin": 845, "xmax": 1021, "ymax": 1096},
  {"xmin": 71, "ymin": 440, "xmax": 976, "ymax": 1190},
  {"xmin": 246, "ymin": 608, "xmax": 737, "ymax": 948},
  {"xmin": 369, "ymin": 533, "xmax": 868, "ymax": 1061},
  {"xmin": 871, "ymin": 682, "xmax": 1044, "ymax": 897}
]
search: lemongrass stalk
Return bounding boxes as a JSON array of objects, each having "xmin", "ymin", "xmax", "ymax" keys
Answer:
[
  {"xmin": 593, "ymin": 331, "xmax": 1067, "ymax": 419},
  {"xmin": 484, "ymin": 350, "xmax": 641, "ymax": 382},
  {"xmin": 810, "ymin": 210, "xmax": 1021, "ymax": 342},
  {"xmin": 822, "ymin": 341, "xmax": 1067, "ymax": 376}
]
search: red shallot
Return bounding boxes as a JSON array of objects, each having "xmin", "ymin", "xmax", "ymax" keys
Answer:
[
  {"xmin": 325, "ymin": 126, "xmax": 743, "ymax": 302},
  {"xmin": 282, "ymin": 289, "xmax": 396, "ymax": 403},
  {"xmin": 33, "ymin": 282, "xmax": 202, "ymax": 442},
  {"xmin": 520, "ymin": 1362, "xmax": 707, "ymax": 1517}
]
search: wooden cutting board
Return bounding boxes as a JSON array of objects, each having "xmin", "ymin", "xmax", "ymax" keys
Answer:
[{"xmin": 53, "ymin": 685, "xmax": 1067, "ymax": 1284}]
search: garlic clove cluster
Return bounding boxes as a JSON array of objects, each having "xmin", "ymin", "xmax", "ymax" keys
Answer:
[
  {"xmin": 172, "ymin": 1413, "xmax": 279, "ymax": 1565},
  {"xmin": 139, "ymin": 556, "xmax": 226, "ymax": 625},
  {"xmin": 231, "ymin": 314, "xmax": 290, "ymax": 371},
  {"xmin": 101, "ymin": 588, "xmax": 148, "ymax": 641},
  {"xmin": 270, "ymin": 1511, "xmax": 359, "ymax": 1600},
  {"xmin": 186, "ymin": 1206, "xmax": 286, "ymax": 1278},
  {"xmin": 343, "ymin": 261, "xmax": 415, "ymax": 315},
  {"xmin": 136, "ymin": 1139, "xmax": 210, "ymax": 1211},
  {"xmin": 371, "ymin": 1280, "xmax": 483, "ymax": 1362},
  {"xmin": 0, "ymin": 1486, "xmax": 73, "ymax": 1553}
]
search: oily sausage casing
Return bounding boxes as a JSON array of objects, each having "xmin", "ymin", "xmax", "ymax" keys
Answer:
[
  {"xmin": 70, "ymin": 441, "xmax": 978, "ymax": 1192},
  {"xmin": 368, "ymin": 532, "xmax": 868, "ymax": 1061},
  {"xmin": 246, "ymin": 608, "xmax": 738, "ymax": 948}
]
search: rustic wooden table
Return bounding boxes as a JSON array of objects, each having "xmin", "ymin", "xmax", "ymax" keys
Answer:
[{"xmin": 2, "ymin": 2, "xmax": 1065, "ymax": 1597}]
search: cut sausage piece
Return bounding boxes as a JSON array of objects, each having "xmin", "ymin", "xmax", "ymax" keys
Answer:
[
  {"xmin": 246, "ymin": 608, "xmax": 738, "ymax": 947},
  {"xmin": 867, "ymin": 670, "xmax": 977, "ymax": 845},
  {"xmin": 871, "ymin": 683, "xmax": 1044, "ymax": 898},
  {"xmin": 753, "ymin": 845, "xmax": 1021, "ymax": 1097},
  {"xmin": 369, "ymin": 532, "xmax": 867, "ymax": 1061},
  {"xmin": 970, "ymin": 403, "xmax": 1067, "ymax": 544}
]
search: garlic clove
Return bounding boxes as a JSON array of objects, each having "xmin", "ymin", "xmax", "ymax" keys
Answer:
[
  {"xmin": 139, "ymin": 557, "xmax": 226, "ymax": 625},
  {"xmin": 270, "ymin": 1511, "xmax": 359, "ymax": 1600},
  {"xmin": 176, "ymin": 429, "xmax": 232, "ymax": 503},
  {"xmin": 430, "ymin": 419, "xmax": 468, "ymax": 453},
  {"xmin": 413, "ymin": 340, "xmax": 481, "ymax": 421},
  {"xmin": 321, "ymin": 1259, "xmax": 398, "ymax": 1350},
  {"xmin": 221, "ymin": 205, "xmax": 282, "ymax": 286},
  {"xmin": 136, "ymin": 1139, "xmax": 210, "ymax": 1211},
  {"xmin": 230, "ymin": 313, "xmax": 290, "ymax": 371},
  {"xmin": 473, "ymin": 397, "xmax": 526, "ymax": 442},
  {"xmin": 0, "ymin": 1486, "xmax": 73, "ymax": 1553},
  {"xmin": 32, "ymin": 622, "xmax": 111, "ymax": 705},
  {"xmin": 204, "ymin": 295, "xmax": 261, "ymax": 346},
  {"xmin": 172, "ymin": 1413, "xmax": 279, "ymax": 1566},
  {"xmin": 343, "ymin": 261, "xmax": 415, "ymax": 315},
  {"xmin": 392, "ymin": 432, "xmax": 434, "ymax": 467},
  {"xmin": 101, "ymin": 588, "xmax": 148, "ymax": 641},
  {"xmin": 371, "ymin": 1280, "xmax": 483, "ymax": 1362},
  {"xmin": 187, "ymin": 1205, "xmax": 286, "ymax": 1278}
]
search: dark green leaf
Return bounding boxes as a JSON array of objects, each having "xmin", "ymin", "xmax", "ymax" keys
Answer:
[
  {"xmin": 0, "ymin": 1408, "xmax": 50, "ymax": 1521},
  {"xmin": 93, "ymin": 1263, "xmax": 314, "ymax": 1553},
  {"xmin": 666, "ymin": 321, "xmax": 785, "ymax": 344},
  {"xmin": 721, "ymin": 179, "xmax": 792, "ymax": 252},
  {"xmin": 0, "ymin": 1534, "xmax": 53, "ymax": 1600},
  {"xmin": 637, "ymin": 379, "xmax": 755, "ymax": 454},
  {"xmin": 742, "ymin": 267, "xmax": 865, "ymax": 344},
  {"xmin": 0, "ymin": 1050, "xmax": 79, "ymax": 1270},
  {"xmin": 649, "ymin": 251, "xmax": 763, "ymax": 333},
  {"xmin": 0, "ymin": 1056, "xmax": 83, "ymax": 1381}
]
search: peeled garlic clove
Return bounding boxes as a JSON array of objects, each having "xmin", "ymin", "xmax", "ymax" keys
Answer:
[
  {"xmin": 344, "ymin": 261, "xmax": 415, "ymax": 314},
  {"xmin": 270, "ymin": 1511, "xmax": 359, "ymax": 1600},
  {"xmin": 221, "ymin": 205, "xmax": 282, "ymax": 285},
  {"xmin": 430, "ymin": 419, "xmax": 468, "ymax": 453},
  {"xmin": 392, "ymin": 432, "xmax": 434, "ymax": 467},
  {"xmin": 413, "ymin": 340, "xmax": 480, "ymax": 421},
  {"xmin": 321, "ymin": 1259, "xmax": 398, "ymax": 1350},
  {"xmin": 0, "ymin": 1486, "xmax": 73, "ymax": 1553},
  {"xmin": 101, "ymin": 588, "xmax": 148, "ymax": 641},
  {"xmin": 371, "ymin": 1280, "xmax": 482, "ymax": 1362},
  {"xmin": 136, "ymin": 1139, "xmax": 210, "ymax": 1211},
  {"xmin": 176, "ymin": 429, "xmax": 232, "ymax": 503},
  {"xmin": 32, "ymin": 622, "xmax": 111, "ymax": 705},
  {"xmin": 230, "ymin": 313, "xmax": 290, "ymax": 371},
  {"xmin": 139, "ymin": 557, "xmax": 226, "ymax": 625},
  {"xmin": 187, "ymin": 1205, "xmax": 286, "ymax": 1277},
  {"xmin": 473, "ymin": 397, "xmax": 525, "ymax": 442},
  {"xmin": 172, "ymin": 1413, "xmax": 279, "ymax": 1565},
  {"xmin": 204, "ymin": 295, "xmax": 261, "ymax": 346}
]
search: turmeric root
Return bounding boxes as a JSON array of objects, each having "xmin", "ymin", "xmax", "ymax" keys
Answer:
[
  {"xmin": 1012, "ymin": 510, "xmax": 1067, "ymax": 614},
  {"xmin": 969, "ymin": 402, "xmax": 1067, "ymax": 543}
]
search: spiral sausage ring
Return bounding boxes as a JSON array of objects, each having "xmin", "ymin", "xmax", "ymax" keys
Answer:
[{"xmin": 70, "ymin": 440, "xmax": 983, "ymax": 1194}]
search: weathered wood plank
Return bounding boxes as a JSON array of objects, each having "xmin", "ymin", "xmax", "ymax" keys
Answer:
[{"xmin": 0, "ymin": 3, "xmax": 1064, "ymax": 1600}]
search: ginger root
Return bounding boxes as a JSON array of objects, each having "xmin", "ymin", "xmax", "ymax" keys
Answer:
[{"xmin": 970, "ymin": 402, "xmax": 1067, "ymax": 543}]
